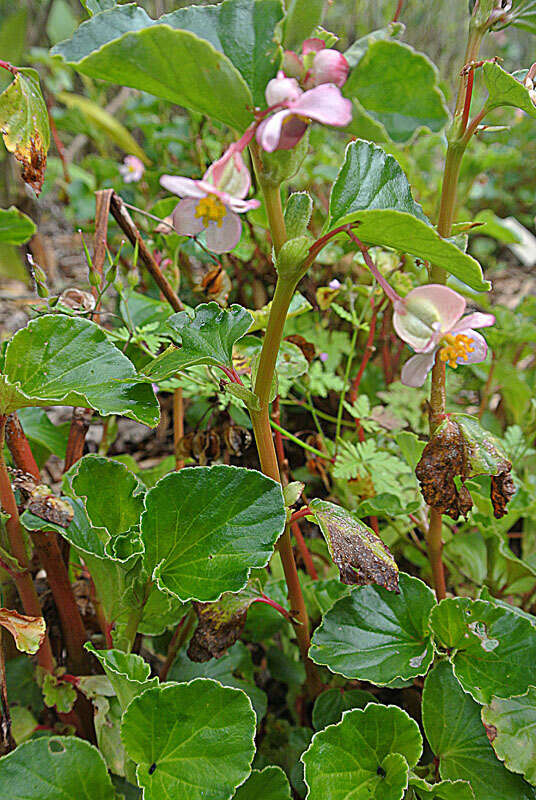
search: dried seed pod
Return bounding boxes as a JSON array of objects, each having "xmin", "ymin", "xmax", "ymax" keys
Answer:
[{"xmin": 222, "ymin": 423, "xmax": 252, "ymax": 457}]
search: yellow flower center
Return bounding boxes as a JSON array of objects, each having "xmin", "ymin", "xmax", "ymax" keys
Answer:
[
  {"xmin": 195, "ymin": 195, "xmax": 226, "ymax": 227},
  {"xmin": 439, "ymin": 333, "xmax": 475, "ymax": 369}
]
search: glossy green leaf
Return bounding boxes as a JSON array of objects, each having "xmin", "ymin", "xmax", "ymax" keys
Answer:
[
  {"xmin": 344, "ymin": 40, "xmax": 449, "ymax": 142},
  {"xmin": 344, "ymin": 23, "xmax": 405, "ymax": 68},
  {"xmin": 17, "ymin": 408, "xmax": 69, "ymax": 463},
  {"xmin": 409, "ymin": 775, "xmax": 475, "ymax": 800},
  {"xmin": 141, "ymin": 465, "xmax": 285, "ymax": 602},
  {"xmin": 430, "ymin": 596, "xmax": 536, "ymax": 704},
  {"xmin": 0, "ymin": 206, "xmax": 36, "ymax": 244},
  {"xmin": 329, "ymin": 140, "xmax": 429, "ymax": 225},
  {"xmin": 0, "ymin": 315, "xmax": 159, "ymax": 425},
  {"xmin": 423, "ymin": 662, "xmax": 536, "ymax": 800},
  {"xmin": 51, "ymin": 4, "xmax": 255, "ymax": 129},
  {"xmin": 81, "ymin": 0, "xmax": 116, "ymax": 14},
  {"xmin": 85, "ymin": 643, "xmax": 158, "ymax": 710},
  {"xmin": 64, "ymin": 455, "xmax": 145, "ymax": 560},
  {"xmin": 483, "ymin": 62, "xmax": 536, "ymax": 120},
  {"xmin": 312, "ymin": 687, "xmax": 378, "ymax": 730},
  {"xmin": 282, "ymin": 0, "xmax": 325, "ymax": 49},
  {"xmin": 233, "ymin": 766, "xmax": 291, "ymax": 800},
  {"xmin": 0, "ymin": 67, "xmax": 50, "ymax": 194},
  {"xmin": 121, "ymin": 679, "xmax": 256, "ymax": 800},
  {"xmin": 310, "ymin": 573, "xmax": 435, "ymax": 684},
  {"xmin": 145, "ymin": 303, "xmax": 253, "ymax": 381},
  {"xmin": 327, "ymin": 145, "xmax": 488, "ymax": 290},
  {"xmin": 308, "ymin": 498, "xmax": 399, "ymax": 590},
  {"xmin": 302, "ymin": 704, "xmax": 422, "ymax": 800},
  {"xmin": 482, "ymin": 688, "xmax": 536, "ymax": 785},
  {"xmin": 0, "ymin": 737, "xmax": 116, "ymax": 799}
]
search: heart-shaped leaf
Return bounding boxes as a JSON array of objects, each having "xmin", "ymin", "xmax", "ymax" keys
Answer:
[
  {"xmin": 0, "ymin": 67, "xmax": 50, "ymax": 194},
  {"xmin": 0, "ymin": 206, "xmax": 36, "ymax": 244},
  {"xmin": 0, "ymin": 608, "xmax": 45, "ymax": 654},
  {"xmin": 483, "ymin": 62, "xmax": 536, "ymax": 120},
  {"xmin": 141, "ymin": 465, "xmax": 285, "ymax": 602},
  {"xmin": 233, "ymin": 766, "xmax": 291, "ymax": 800},
  {"xmin": 0, "ymin": 315, "xmax": 159, "ymax": 426},
  {"xmin": 344, "ymin": 40, "xmax": 449, "ymax": 142},
  {"xmin": 85, "ymin": 642, "xmax": 158, "ymax": 710},
  {"xmin": 0, "ymin": 737, "xmax": 116, "ymax": 799},
  {"xmin": 308, "ymin": 498, "xmax": 399, "ymax": 590},
  {"xmin": 302, "ymin": 704, "xmax": 423, "ymax": 800},
  {"xmin": 423, "ymin": 662, "xmax": 536, "ymax": 800},
  {"xmin": 145, "ymin": 303, "xmax": 253, "ymax": 381},
  {"xmin": 121, "ymin": 679, "xmax": 256, "ymax": 800},
  {"xmin": 329, "ymin": 140, "xmax": 429, "ymax": 226},
  {"xmin": 481, "ymin": 687, "xmax": 536, "ymax": 785},
  {"xmin": 429, "ymin": 596, "xmax": 536, "ymax": 704},
  {"xmin": 310, "ymin": 573, "xmax": 435, "ymax": 684},
  {"xmin": 51, "ymin": 4, "xmax": 254, "ymax": 130},
  {"xmin": 312, "ymin": 687, "xmax": 378, "ymax": 730}
]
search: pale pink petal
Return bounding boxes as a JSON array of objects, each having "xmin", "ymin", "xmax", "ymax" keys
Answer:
[
  {"xmin": 172, "ymin": 198, "xmax": 205, "ymax": 236},
  {"xmin": 302, "ymin": 38, "xmax": 325, "ymax": 54},
  {"xmin": 393, "ymin": 307, "xmax": 439, "ymax": 354},
  {"xmin": 256, "ymin": 111, "xmax": 292, "ymax": 152},
  {"xmin": 310, "ymin": 49, "xmax": 349, "ymax": 88},
  {"xmin": 404, "ymin": 285, "xmax": 466, "ymax": 334},
  {"xmin": 401, "ymin": 351, "xmax": 436, "ymax": 387},
  {"xmin": 454, "ymin": 329, "xmax": 488, "ymax": 364},
  {"xmin": 203, "ymin": 150, "xmax": 251, "ymax": 199},
  {"xmin": 290, "ymin": 84, "xmax": 352, "ymax": 127},
  {"xmin": 265, "ymin": 74, "xmax": 302, "ymax": 106},
  {"xmin": 452, "ymin": 312, "xmax": 495, "ymax": 332},
  {"xmin": 227, "ymin": 197, "xmax": 261, "ymax": 213},
  {"xmin": 160, "ymin": 175, "xmax": 205, "ymax": 198},
  {"xmin": 204, "ymin": 210, "xmax": 242, "ymax": 253}
]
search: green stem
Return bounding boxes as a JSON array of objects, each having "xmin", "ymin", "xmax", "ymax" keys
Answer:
[
  {"xmin": 121, "ymin": 582, "xmax": 152, "ymax": 653},
  {"xmin": 269, "ymin": 419, "xmax": 329, "ymax": 461},
  {"xmin": 335, "ymin": 326, "xmax": 359, "ymax": 443}
]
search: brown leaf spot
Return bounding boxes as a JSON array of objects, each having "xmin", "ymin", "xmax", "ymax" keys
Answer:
[
  {"xmin": 491, "ymin": 471, "xmax": 516, "ymax": 519},
  {"xmin": 284, "ymin": 334, "xmax": 316, "ymax": 363},
  {"xmin": 187, "ymin": 600, "xmax": 249, "ymax": 662},
  {"xmin": 17, "ymin": 133, "xmax": 47, "ymax": 196},
  {"xmin": 484, "ymin": 722, "xmax": 498, "ymax": 743},
  {"xmin": 416, "ymin": 419, "xmax": 473, "ymax": 520}
]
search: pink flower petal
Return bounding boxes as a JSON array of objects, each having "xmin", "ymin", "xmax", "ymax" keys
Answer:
[
  {"xmin": 290, "ymin": 84, "xmax": 352, "ymax": 127},
  {"xmin": 401, "ymin": 351, "xmax": 436, "ymax": 387},
  {"xmin": 452, "ymin": 312, "xmax": 495, "ymax": 332},
  {"xmin": 160, "ymin": 175, "xmax": 205, "ymax": 198},
  {"xmin": 302, "ymin": 38, "xmax": 326, "ymax": 54},
  {"xmin": 310, "ymin": 49, "xmax": 349, "ymax": 88},
  {"xmin": 256, "ymin": 111, "xmax": 308, "ymax": 152},
  {"xmin": 204, "ymin": 210, "xmax": 242, "ymax": 253},
  {"xmin": 265, "ymin": 74, "xmax": 302, "ymax": 106},
  {"xmin": 172, "ymin": 198, "xmax": 205, "ymax": 236},
  {"xmin": 203, "ymin": 150, "xmax": 252, "ymax": 199},
  {"xmin": 455, "ymin": 329, "xmax": 488, "ymax": 364},
  {"xmin": 227, "ymin": 197, "xmax": 261, "ymax": 213},
  {"xmin": 393, "ymin": 307, "xmax": 439, "ymax": 354},
  {"xmin": 405, "ymin": 284, "xmax": 466, "ymax": 333}
]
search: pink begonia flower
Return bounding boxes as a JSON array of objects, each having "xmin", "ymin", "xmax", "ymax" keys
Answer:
[
  {"xmin": 160, "ymin": 149, "xmax": 259, "ymax": 253},
  {"xmin": 256, "ymin": 71, "xmax": 352, "ymax": 152},
  {"xmin": 283, "ymin": 39, "xmax": 349, "ymax": 89},
  {"xmin": 319, "ymin": 352, "xmax": 329, "ymax": 362},
  {"xmin": 359, "ymin": 251, "xmax": 494, "ymax": 387},
  {"xmin": 329, "ymin": 278, "xmax": 341, "ymax": 290},
  {"xmin": 120, "ymin": 155, "xmax": 145, "ymax": 183}
]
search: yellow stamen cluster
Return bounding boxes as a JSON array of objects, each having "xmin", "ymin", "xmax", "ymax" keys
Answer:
[
  {"xmin": 195, "ymin": 195, "xmax": 226, "ymax": 227},
  {"xmin": 439, "ymin": 333, "xmax": 474, "ymax": 369}
]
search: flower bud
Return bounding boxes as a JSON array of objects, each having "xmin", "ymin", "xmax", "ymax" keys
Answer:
[
  {"xmin": 309, "ymin": 49, "xmax": 349, "ymax": 88},
  {"xmin": 282, "ymin": 50, "xmax": 303, "ymax": 80},
  {"xmin": 265, "ymin": 71, "xmax": 302, "ymax": 106}
]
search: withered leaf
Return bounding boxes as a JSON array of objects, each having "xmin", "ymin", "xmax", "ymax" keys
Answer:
[
  {"xmin": 416, "ymin": 414, "xmax": 515, "ymax": 520},
  {"xmin": 0, "ymin": 607, "xmax": 46, "ymax": 654},
  {"xmin": 0, "ymin": 68, "xmax": 50, "ymax": 195},
  {"xmin": 284, "ymin": 334, "xmax": 316, "ymax": 363},
  {"xmin": 187, "ymin": 588, "xmax": 258, "ymax": 663},
  {"xmin": 9, "ymin": 469, "xmax": 73, "ymax": 527},
  {"xmin": 308, "ymin": 498, "xmax": 399, "ymax": 592}
]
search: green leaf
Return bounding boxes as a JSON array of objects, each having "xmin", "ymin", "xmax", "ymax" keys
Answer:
[
  {"xmin": 483, "ymin": 62, "xmax": 536, "ymax": 120},
  {"xmin": 81, "ymin": 0, "xmax": 118, "ymax": 16},
  {"xmin": 329, "ymin": 140, "xmax": 429, "ymax": 225},
  {"xmin": 302, "ymin": 704, "xmax": 422, "ymax": 800},
  {"xmin": 40, "ymin": 673, "xmax": 77, "ymax": 713},
  {"xmin": 344, "ymin": 40, "xmax": 449, "ymax": 142},
  {"xmin": 422, "ymin": 662, "xmax": 536, "ymax": 800},
  {"xmin": 51, "ymin": 4, "xmax": 255, "ymax": 130},
  {"xmin": 308, "ymin": 498, "xmax": 399, "ymax": 590},
  {"xmin": 57, "ymin": 91, "xmax": 149, "ymax": 163},
  {"xmin": 85, "ymin": 642, "xmax": 158, "ymax": 711},
  {"xmin": 0, "ymin": 315, "xmax": 159, "ymax": 426},
  {"xmin": 0, "ymin": 206, "xmax": 36, "ymax": 244},
  {"xmin": 409, "ymin": 775, "xmax": 475, "ymax": 800},
  {"xmin": 502, "ymin": 1, "xmax": 536, "ymax": 34},
  {"xmin": 343, "ymin": 23, "xmax": 405, "ymax": 68},
  {"xmin": 17, "ymin": 408, "xmax": 69, "ymax": 463},
  {"xmin": 121, "ymin": 679, "xmax": 256, "ymax": 800},
  {"xmin": 64, "ymin": 455, "xmax": 145, "ymax": 559},
  {"xmin": 141, "ymin": 465, "xmax": 285, "ymax": 602},
  {"xmin": 310, "ymin": 573, "xmax": 435, "ymax": 684},
  {"xmin": 327, "ymin": 145, "xmax": 488, "ymax": 292},
  {"xmin": 0, "ymin": 67, "xmax": 50, "ymax": 194},
  {"xmin": 482, "ymin": 688, "xmax": 536, "ymax": 785},
  {"xmin": 312, "ymin": 687, "xmax": 378, "ymax": 730},
  {"xmin": 282, "ymin": 0, "xmax": 325, "ymax": 49},
  {"xmin": 0, "ymin": 737, "xmax": 116, "ymax": 799},
  {"xmin": 429, "ymin": 596, "xmax": 536, "ymax": 704},
  {"xmin": 233, "ymin": 766, "xmax": 291, "ymax": 800},
  {"xmin": 145, "ymin": 303, "xmax": 253, "ymax": 381}
]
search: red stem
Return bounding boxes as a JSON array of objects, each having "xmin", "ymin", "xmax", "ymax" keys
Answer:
[
  {"xmin": 254, "ymin": 594, "xmax": 292, "ymax": 620},
  {"xmin": 0, "ymin": 60, "xmax": 17, "ymax": 75},
  {"xmin": 290, "ymin": 507, "xmax": 311, "ymax": 524},
  {"xmin": 460, "ymin": 67, "xmax": 474, "ymax": 134},
  {"xmin": 392, "ymin": 0, "xmax": 403, "ymax": 22},
  {"xmin": 291, "ymin": 521, "xmax": 319, "ymax": 580},
  {"xmin": 350, "ymin": 297, "xmax": 379, "ymax": 404}
]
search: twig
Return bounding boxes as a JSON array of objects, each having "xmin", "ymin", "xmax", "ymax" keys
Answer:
[
  {"xmin": 159, "ymin": 610, "xmax": 195, "ymax": 681},
  {"xmin": 0, "ymin": 629, "xmax": 15, "ymax": 755}
]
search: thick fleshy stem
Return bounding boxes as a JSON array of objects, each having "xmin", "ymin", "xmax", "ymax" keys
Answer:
[
  {"xmin": 159, "ymin": 609, "xmax": 195, "ymax": 681},
  {"xmin": 249, "ymin": 141, "xmax": 322, "ymax": 698}
]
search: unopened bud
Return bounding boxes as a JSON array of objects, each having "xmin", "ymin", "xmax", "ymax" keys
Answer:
[
  {"xmin": 105, "ymin": 262, "xmax": 118, "ymax": 284},
  {"xmin": 265, "ymin": 71, "xmax": 302, "ymax": 105},
  {"xmin": 308, "ymin": 49, "xmax": 349, "ymax": 88},
  {"xmin": 88, "ymin": 268, "xmax": 101, "ymax": 288},
  {"xmin": 28, "ymin": 255, "xmax": 49, "ymax": 298},
  {"xmin": 282, "ymin": 50, "xmax": 303, "ymax": 80}
]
